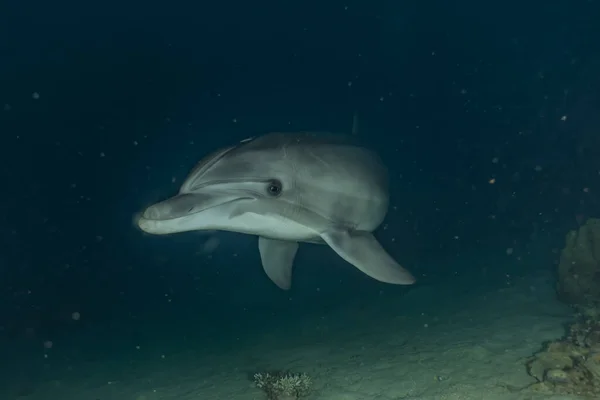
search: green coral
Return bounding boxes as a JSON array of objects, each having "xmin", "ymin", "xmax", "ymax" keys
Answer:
[{"xmin": 254, "ymin": 371, "xmax": 312, "ymax": 400}]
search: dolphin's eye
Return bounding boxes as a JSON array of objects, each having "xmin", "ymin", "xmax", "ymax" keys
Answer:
[{"xmin": 266, "ymin": 180, "xmax": 282, "ymax": 196}]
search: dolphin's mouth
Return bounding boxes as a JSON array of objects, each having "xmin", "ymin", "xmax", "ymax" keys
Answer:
[
  {"xmin": 135, "ymin": 194, "xmax": 253, "ymax": 235},
  {"xmin": 138, "ymin": 193, "xmax": 251, "ymax": 222}
]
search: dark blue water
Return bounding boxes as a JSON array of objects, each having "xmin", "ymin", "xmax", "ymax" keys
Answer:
[{"xmin": 1, "ymin": 1, "xmax": 599, "ymax": 399}]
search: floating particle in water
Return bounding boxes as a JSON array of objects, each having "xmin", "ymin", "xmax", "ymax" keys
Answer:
[
  {"xmin": 71, "ymin": 312, "xmax": 81, "ymax": 321},
  {"xmin": 200, "ymin": 236, "xmax": 220, "ymax": 254},
  {"xmin": 506, "ymin": 248, "xmax": 514, "ymax": 255},
  {"xmin": 534, "ymin": 165, "xmax": 543, "ymax": 172},
  {"xmin": 32, "ymin": 92, "xmax": 40, "ymax": 100},
  {"xmin": 3, "ymin": 104, "xmax": 11, "ymax": 111},
  {"xmin": 43, "ymin": 340, "xmax": 53, "ymax": 349},
  {"xmin": 492, "ymin": 157, "xmax": 499, "ymax": 164}
]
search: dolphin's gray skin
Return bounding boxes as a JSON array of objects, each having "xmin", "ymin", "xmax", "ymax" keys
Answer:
[{"xmin": 137, "ymin": 132, "xmax": 415, "ymax": 289}]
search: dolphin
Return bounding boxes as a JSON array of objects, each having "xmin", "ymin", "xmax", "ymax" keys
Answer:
[{"xmin": 136, "ymin": 132, "xmax": 416, "ymax": 289}]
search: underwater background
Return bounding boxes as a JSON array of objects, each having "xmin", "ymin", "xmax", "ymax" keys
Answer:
[{"xmin": 1, "ymin": 0, "xmax": 600, "ymax": 399}]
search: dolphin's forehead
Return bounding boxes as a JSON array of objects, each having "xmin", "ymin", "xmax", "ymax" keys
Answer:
[
  {"xmin": 180, "ymin": 132, "xmax": 383, "ymax": 193},
  {"xmin": 180, "ymin": 136, "xmax": 286, "ymax": 192}
]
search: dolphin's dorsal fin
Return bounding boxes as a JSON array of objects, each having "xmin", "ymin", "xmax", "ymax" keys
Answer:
[{"xmin": 352, "ymin": 113, "xmax": 359, "ymax": 136}]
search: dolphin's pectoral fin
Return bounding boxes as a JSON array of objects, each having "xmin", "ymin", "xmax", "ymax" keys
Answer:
[
  {"xmin": 258, "ymin": 237, "xmax": 299, "ymax": 290},
  {"xmin": 321, "ymin": 230, "xmax": 416, "ymax": 285}
]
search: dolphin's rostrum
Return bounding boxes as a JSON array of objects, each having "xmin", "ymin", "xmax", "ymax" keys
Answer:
[{"xmin": 137, "ymin": 132, "xmax": 416, "ymax": 289}]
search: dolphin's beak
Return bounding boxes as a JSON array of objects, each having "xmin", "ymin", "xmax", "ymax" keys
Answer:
[
  {"xmin": 142, "ymin": 193, "xmax": 205, "ymax": 220},
  {"xmin": 136, "ymin": 192, "xmax": 246, "ymax": 235}
]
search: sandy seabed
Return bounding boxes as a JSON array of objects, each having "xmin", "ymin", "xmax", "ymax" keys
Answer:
[{"xmin": 1, "ymin": 270, "xmax": 586, "ymax": 400}]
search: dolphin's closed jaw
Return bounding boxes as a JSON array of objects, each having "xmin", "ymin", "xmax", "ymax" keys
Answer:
[
  {"xmin": 136, "ymin": 196, "xmax": 242, "ymax": 235},
  {"xmin": 137, "ymin": 199, "xmax": 193, "ymax": 234},
  {"xmin": 142, "ymin": 205, "xmax": 161, "ymax": 220},
  {"xmin": 142, "ymin": 193, "xmax": 202, "ymax": 221},
  {"xmin": 137, "ymin": 217, "xmax": 152, "ymax": 232},
  {"xmin": 136, "ymin": 215, "xmax": 191, "ymax": 235},
  {"xmin": 136, "ymin": 203, "xmax": 175, "ymax": 234},
  {"xmin": 136, "ymin": 214, "xmax": 163, "ymax": 234}
]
